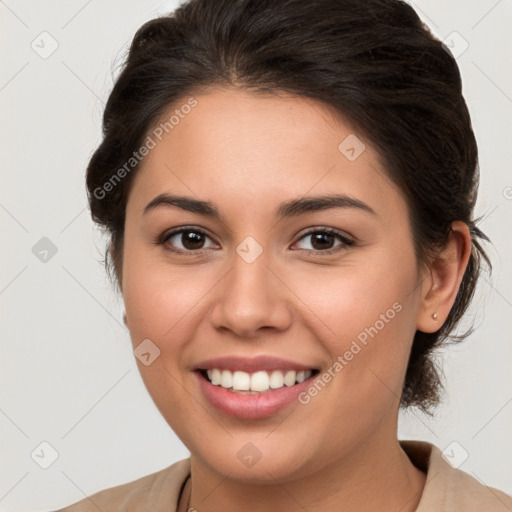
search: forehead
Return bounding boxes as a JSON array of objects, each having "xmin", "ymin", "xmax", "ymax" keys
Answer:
[{"xmin": 128, "ymin": 87, "xmax": 405, "ymax": 223}]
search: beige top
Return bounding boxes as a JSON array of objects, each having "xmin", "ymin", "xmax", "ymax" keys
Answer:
[{"xmin": 56, "ymin": 441, "xmax": 512, "ymax": 511}]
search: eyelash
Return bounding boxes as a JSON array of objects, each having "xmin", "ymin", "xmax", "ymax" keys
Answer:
[{"xmin": 155, "ymin": 226, "xmax": 355, "ymax": 256}]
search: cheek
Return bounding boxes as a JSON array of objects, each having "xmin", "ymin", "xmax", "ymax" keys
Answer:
[
  {"xmin": 121, "ymin": 245, "xmax": 213, "ymax": 418},
  {"xmin": 123, "ymin": 264, "xmax": 212, "ymax": 354},
  {"xmin": 288, "ymin": 247, "xmax": 419, "ymax": 402},
  {"xmin": 290, "ymin": 249, "xmax": 418, "ymax": 343},
  {"xmin": 121, "ymin": 226, "xmax": 209, "ymax": 337}
]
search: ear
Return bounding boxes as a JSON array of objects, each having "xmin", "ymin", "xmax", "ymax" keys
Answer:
[{"xmin": 416, "ymin": 221, "xmax": 472, "ymax": 333}]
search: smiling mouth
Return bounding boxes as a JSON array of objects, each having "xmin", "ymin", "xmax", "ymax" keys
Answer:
[{"xmin": 198, "ymin": 368, "xmax": 320, "ymax": 394}]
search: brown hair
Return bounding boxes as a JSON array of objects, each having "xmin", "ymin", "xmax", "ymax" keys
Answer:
[{"xmin": 86, "ymin": 0, "xmax": 491, "ymax": 413}]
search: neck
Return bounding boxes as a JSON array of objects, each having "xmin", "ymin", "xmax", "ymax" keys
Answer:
[{"xmin": 182, "ymin": 437, "xmax": 426, "ymax": 512}]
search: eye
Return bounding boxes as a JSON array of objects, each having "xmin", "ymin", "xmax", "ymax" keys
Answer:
[
  {"xmin": 293, "ymin": 228, "xmax": 354, "ymax": 254},
  {"xmin": 159, "ymin": 227, "xmax": 218, "ymax": 254},
  {"xmin": 156, "ymin": 226, "xmax": 354, "ymax": 256}
]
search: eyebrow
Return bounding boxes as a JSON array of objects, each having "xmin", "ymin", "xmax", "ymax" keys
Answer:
[{"xmin": 143, "ymin": 193, "xmax": 377, "ymax": 220}]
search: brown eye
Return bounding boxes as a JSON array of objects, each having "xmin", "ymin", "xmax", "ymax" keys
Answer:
[
  {"xmin": 294, "ymin": 228, "xmax": 354, "ymax": 254},
  {"xmin": 180, "ymin": 230, "xmax": 205, "ymax": 250},
  {"xmin": 309, "ymin": 232, "xmax": 336, "ymax": 250},
  {"xmin": 162, "ymin": 228, "xmax": 217, "ymax": 253}
]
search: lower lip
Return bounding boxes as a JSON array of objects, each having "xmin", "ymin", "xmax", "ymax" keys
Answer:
[{"xmin": 195, "ymin": 371, "xmax": 315, "ymax": 419}]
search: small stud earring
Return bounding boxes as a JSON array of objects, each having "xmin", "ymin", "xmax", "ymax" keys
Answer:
[{"xmin": 432, "ymin": 312, "xmax": 438, "ymax": 321}]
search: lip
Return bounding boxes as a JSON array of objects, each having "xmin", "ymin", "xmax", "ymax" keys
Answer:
[
  {"xmin": 194, "ymin": 370, "xmax": 317, "ymax": 419},
  {"xmin": 194, "ymin": 355, "xmax": 316, "ymax": 373}
]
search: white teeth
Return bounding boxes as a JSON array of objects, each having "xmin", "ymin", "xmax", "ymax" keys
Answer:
[
  {"xmin": 232, "ymin": 371, "xmax": 250, "ymax": 391},
  {"xmin": 204, "ymin": 368, "xmax": 313, "ymax": 392},
  {"xmin": 250, "ymin": 371, "xmax": 270, "ymax": 392},
  {"xmin": 210, "ymin": 368, "xmax": 222, "ymax": 385},
  {"xmin": 269, "ymin": 370, "xmax": 284, "ymax": 389},
  {"xmin": 220, "ymin": 370, "xmax": 233, "ymax": 389},
  {"xmin": 283, "ymin": 370, "xmax": 296, "ymax": 386}
]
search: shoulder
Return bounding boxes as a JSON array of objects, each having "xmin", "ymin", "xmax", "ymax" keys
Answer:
[
  {"xmin": 55, "ymin": 458, "xmax": 191, "ymax": 512},
  {"xmin": 401, "ymin": 440, "xmax": 512, "ymax": 511}
]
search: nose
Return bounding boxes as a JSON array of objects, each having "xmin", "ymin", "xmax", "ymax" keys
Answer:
[{"xmin": 209, "ymin": 249, "xmax": 293, "ymax": 339}]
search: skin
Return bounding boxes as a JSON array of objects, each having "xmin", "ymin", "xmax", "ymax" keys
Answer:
[{"xmin": 120, "ymin": 87, "xmax": 471, "ymax": 511}]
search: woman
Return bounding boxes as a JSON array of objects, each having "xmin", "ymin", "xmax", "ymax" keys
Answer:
[{"xmin": 58, "ymin": 0, "xmax": 511, "ymax": 510}]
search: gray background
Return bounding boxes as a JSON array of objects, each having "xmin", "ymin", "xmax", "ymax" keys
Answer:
[{"xmin": 0, "ymin": 1, "xmax": 511, "ymax": 510}]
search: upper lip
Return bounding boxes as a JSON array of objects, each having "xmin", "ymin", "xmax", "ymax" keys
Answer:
[{"xmin": 194, "ymin": 355, "xmax": 317, "ymax": 373}]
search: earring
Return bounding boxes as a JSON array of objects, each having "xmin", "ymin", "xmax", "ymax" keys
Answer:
[
  {"xmin": 123, "ymin": 313, "xmax": 127, "ymax": 326},
  {"xmin": 432, "ymin": 312, "xmax": 438, "ymax": 321}
]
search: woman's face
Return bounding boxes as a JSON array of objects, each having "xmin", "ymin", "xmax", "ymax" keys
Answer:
[{"xmin": 122, "ymin": 88, "xmax": 428, "ymax": 482}]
